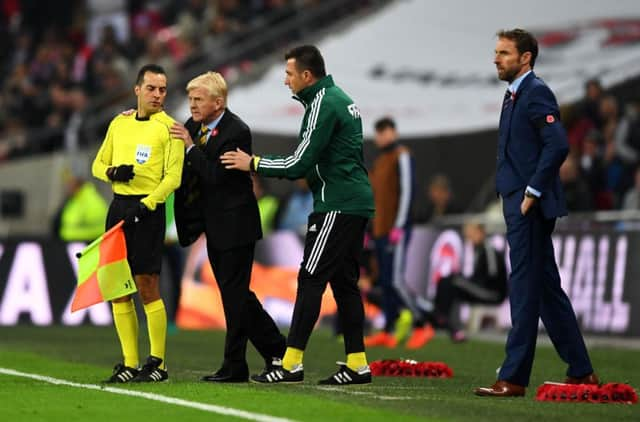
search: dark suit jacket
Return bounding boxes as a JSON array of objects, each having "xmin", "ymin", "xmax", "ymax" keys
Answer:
[
  {"xmin": 174, "ymin": 109, "xmax": 262, "ymax": 249},
  {"xmin": 495, "ymin": 72, "xmax": 569, "ymax": 219}
]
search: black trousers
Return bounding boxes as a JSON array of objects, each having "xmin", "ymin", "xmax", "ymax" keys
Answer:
[
  {"xmin": 288, "ymin": 212, "xmax": 368, "ymax": 355},
  {"xmin": 206, "ymin": 240, "xmax": 286, "ymax": 374}
]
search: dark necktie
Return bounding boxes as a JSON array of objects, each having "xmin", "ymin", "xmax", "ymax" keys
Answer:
[{"xmin": 503, "ymin": 89, "xmax": 514, "ymax": 109}]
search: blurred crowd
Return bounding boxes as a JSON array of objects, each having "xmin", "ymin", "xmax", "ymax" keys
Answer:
[
  {"xmin": 562, "ymin": 79, "xmax": 640, "ymax": 212},
  {"xmin": 0, "ymin": 0, "xmax": 328, "ymax": 161}
]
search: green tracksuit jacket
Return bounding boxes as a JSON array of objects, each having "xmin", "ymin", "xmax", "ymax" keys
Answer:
[{"xmin": 257, "ymin": 75, "xmax": 374, "ymax": 218}]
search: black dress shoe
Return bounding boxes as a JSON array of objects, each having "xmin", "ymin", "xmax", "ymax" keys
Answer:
[{"xmin": 201, "ymin": 369, "xmax": 248, "ymax": 383}]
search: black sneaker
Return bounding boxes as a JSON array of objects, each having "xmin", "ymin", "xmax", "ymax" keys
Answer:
[
  {"xmin": 318, "ymin": 362, "xmax": 372, "ymax": 385},
  {"xmin": 254, "ymin": 357, "xmax": 283, "ymax": 379},
  {"xmin": 131, "ymin": 356, "xmax": 168, "ymax": 383},
  {"xmin": 250, "ymin": 363, "xmax": 303, "ymax": 384},
  {"xmin": 105, "ymin": 363, "xmax": 139, "ymax": 383}
]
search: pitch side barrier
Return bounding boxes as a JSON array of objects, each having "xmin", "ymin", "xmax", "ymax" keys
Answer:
[{"xmin": 0, "ymin": 211, "xmax": 639, "ymax": 337}]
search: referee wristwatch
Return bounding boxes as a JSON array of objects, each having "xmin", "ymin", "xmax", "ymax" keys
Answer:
[{"xmin": 524, "ymin": 191, "xmax": 538, "ymax": 199}]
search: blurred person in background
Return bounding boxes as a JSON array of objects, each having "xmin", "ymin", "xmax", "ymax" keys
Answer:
[
  {"xmin": 92, "ymin": 64, "xmax": 184, "ymax": 384},
  {"xmin": 425, "ymin": 222, "xmax": 507, "ymax": 342},
  {"xmin": 559, "ymin": 155, "xmax": 594, "ymax": 212},
  {"xmin": 170, "ymin": 71, "xmax": 286, "ymax": 383},
  {"xmin": 475, "ymin": 28, "xmax": 597, "ymax": 398},
  {"xmin": 252, "ymin": 174, "xmax": 280, "ymax": 236},
  {"xmin": 52, "ymin": 166, "xmax": 108, "ymax": 243},
  {"xmin": 413, "ymin": 173, "xmax": 462, "ymax": 224},
  {"xmin": 364, "ymin": 116, "xmax": 434, "ymax": 350},
  {"xmin": 600, "ymin": 95, "xmax": 636, "ymax": 167},
  {"xmin": 578, "ymin": 130, "xmax": 609, "ymax": 209},
  {"xmin": 567, "ymin": 78, "xmax": 603, "ymax": 152},
  {"xmin": 277, "ymin": 178, "xmax": 313, "ymax": 238}
]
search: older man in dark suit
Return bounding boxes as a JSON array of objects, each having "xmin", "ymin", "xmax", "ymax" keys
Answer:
[
  {"xmin": 170, "ymin": 71, "xmax": 285, "ymax": 383},
  {"xmin": 474, "ymin": 29, "xmax": 598, "ymax": 397}
]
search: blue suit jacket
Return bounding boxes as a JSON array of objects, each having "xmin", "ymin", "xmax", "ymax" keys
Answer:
[{"xmin": 495, "ymin": 72, "xmax": 569, "ymax": 219}]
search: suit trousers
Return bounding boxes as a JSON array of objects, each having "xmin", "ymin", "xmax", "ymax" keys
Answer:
[
  {"xmin": 206, "ymin": 240, "xmax": 286, "ymax": 373},
  {"xmin": 288, "ymin": 212, "xmax": 368, "ymax": 355},
  {"xmin": 498, "ymin": 191, "xmax": 593, "ymax": 386}
]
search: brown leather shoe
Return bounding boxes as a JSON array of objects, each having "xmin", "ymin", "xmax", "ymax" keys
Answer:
[
  {"xmin": 564, "ymin": 373, "xmax": 599, "ymax": 385},
  {"xmin": 474, "ymin": 380, "xmax": 525, "ymax": 397}
]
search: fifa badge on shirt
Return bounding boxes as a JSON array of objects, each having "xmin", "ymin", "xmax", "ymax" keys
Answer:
[{"xmin": 136, "ymin": 144, "xmax": 151, "ymax": 164}]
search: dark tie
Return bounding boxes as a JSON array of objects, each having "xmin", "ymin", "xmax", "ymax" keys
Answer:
[{"xmin": 503, "ymin": 89, "xmax": 514, "ymax": 109}]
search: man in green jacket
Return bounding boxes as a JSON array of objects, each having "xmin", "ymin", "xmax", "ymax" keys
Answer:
[
  {"xmin": 222, "ymin": 45, "xmax": 374, "ymax": 385},
  {"xmin": 56, "ymin": 172, "xmax": 108, "ymax": 242}
]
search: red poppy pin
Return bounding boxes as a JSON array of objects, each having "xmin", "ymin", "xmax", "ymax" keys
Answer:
[
  {"xmin": 546, "ymin": 115, "xmax": 555, "ymax": 123},
  {"xmin": 212, "ymin": 128, "xmax": 219, "ymax": 137}
]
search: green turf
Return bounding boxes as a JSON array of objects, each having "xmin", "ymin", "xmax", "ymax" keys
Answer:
[{"xmin": 0, "ymin": 326, "xmax": 638, "ymax": 421}]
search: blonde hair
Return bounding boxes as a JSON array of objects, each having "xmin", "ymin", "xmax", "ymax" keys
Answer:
[{"xmin": 186, "ymin": 71, "xmax": 228, "ymax": 104}]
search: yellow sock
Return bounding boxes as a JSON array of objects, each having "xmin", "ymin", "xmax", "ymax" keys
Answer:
[
  {"xmin": 282, "ymin": 347, "xmax": 304, "ymax": 371},
  {"xmin": 346, "ymin": 352, "xmax": 368, "ymax": 371},
  {"xmin": 112, "ymin": 300, "xmax": 139, "ymax": 368},
  {"xmin": 143, "ymin": 299, "xmax": 167, "ymax": 370}
]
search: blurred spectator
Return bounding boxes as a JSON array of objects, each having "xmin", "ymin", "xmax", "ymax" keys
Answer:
[
  {"xmin": 600, "ymin": 95, "xmax": 636, "ymax": 166},
  {"xmin": 278, "ymin": 178, "xmax": 313, "ymax": 237},
  {"xmin": 602, "ymin": 120, "xmax": 633, "ymax": 207},
  {"xmin": 413, "ymin": 173, "xmax": 462, "ymax": 223},
  {"xmin": 424, "ymin": 221, "xmax": 507, "ymax": 341},
  {"xmin": 567, "ymin": 78, "xmax": 603, "ymax": 152},
  {"xmin": 252, "ymin": 174, "xmax": 280, "ymax": 236},
  {"xmin": 365, "ymin": 117, "xmax": 431, "ymax": 349},
  {"xmin": 64, "ymin": 86, "xmax": 89, "ymax": 154},
  {"xmin": 622, "ymin": 166, "xmax": 640, "ymax": 210},
  {"xmin": 134, "ymin": 38, "xmax": 176, "ymax": 82},
  {"xmin": 128, "ymin": 2, "xmax": 165, "ymax": 60},
  {"xmin": 52, "ymin": 167, "xmax": 108, "ymax": 242},
  {"xmin": 86, "ymin": 24, "xmax": 131, "ymax": 93},
  {"xmin": 86, "ymin": 0, "xmax": 129, "ymax": 46},
  {"xmin": 578, "ymin": 130, "xmax": 609, "ymax": 209},
  {"xmin": 560, "ymin": 155, "xmax": 594, "ymax": 212}
]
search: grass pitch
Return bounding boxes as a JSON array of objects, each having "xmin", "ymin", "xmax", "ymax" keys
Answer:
[{"xmin": 0, "ymin": 326, "xmax": 638, "ymax": 421}]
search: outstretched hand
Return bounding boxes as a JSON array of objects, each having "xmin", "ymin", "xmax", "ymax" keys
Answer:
[{"xmin": 220, "ymin": 148, "xmax": 252, "ymax": 171}]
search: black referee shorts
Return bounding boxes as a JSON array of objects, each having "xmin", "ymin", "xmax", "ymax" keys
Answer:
[{"xmin": 106, "ymin": 194, "xmax": 166, "ymax": 275}]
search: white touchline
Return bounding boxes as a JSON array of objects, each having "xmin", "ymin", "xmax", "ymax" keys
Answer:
[
  {"xmin": 0, "ymin": 367, "xmax": 296, "ymax": 422},
  {"xmin": 315, "ymin": 386, "xmax": 412, "ymax": 401}
]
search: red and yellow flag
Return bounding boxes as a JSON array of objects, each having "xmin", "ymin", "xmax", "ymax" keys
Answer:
[{"xmin": 71, "ymin": 221, "xmax": 137, "ymax": 312}]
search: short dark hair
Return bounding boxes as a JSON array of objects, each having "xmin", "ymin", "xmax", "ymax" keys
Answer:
[
  {"xmin": 375, "ymin": 117, "xmax": 396, "ymax": 132},
  {"xmin": 497, "ymin": 28, "xmax": 539, "ymax": 68},
  {"xmin": 136, "ymin": 64, "xmax": 166, "ymax": 85},
  {"xmin": 285, "ymin": 45, "xmax": 326, "ymax": 78}
]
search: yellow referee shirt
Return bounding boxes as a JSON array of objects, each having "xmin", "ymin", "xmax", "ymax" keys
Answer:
[{"xmin": 92, "ymin": 111, "xmax": 184, "ymax": 211}]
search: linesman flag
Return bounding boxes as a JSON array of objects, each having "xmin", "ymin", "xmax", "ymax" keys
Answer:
[{"xmin": 71, "ymin": 221, "xmax": 136, "ymax": 312}]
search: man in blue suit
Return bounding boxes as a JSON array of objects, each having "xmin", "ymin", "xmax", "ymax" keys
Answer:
[{"xmin": 474, "ymin": 29, "xmax": 598, "ymax": 397}]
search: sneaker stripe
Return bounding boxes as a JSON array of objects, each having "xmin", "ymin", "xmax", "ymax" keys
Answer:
[
  {"xmin": 343, "ymin": 372, "xmax": 352, "ymax": 381},
  {"xmin": 266, "ymin": 373, "xmax": 272, "ymax": 382}
]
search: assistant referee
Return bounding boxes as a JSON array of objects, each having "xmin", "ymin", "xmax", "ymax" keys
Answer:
[{"xmin": 92, "ymin": 64, "xmax": 184, "ymax": 383}]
